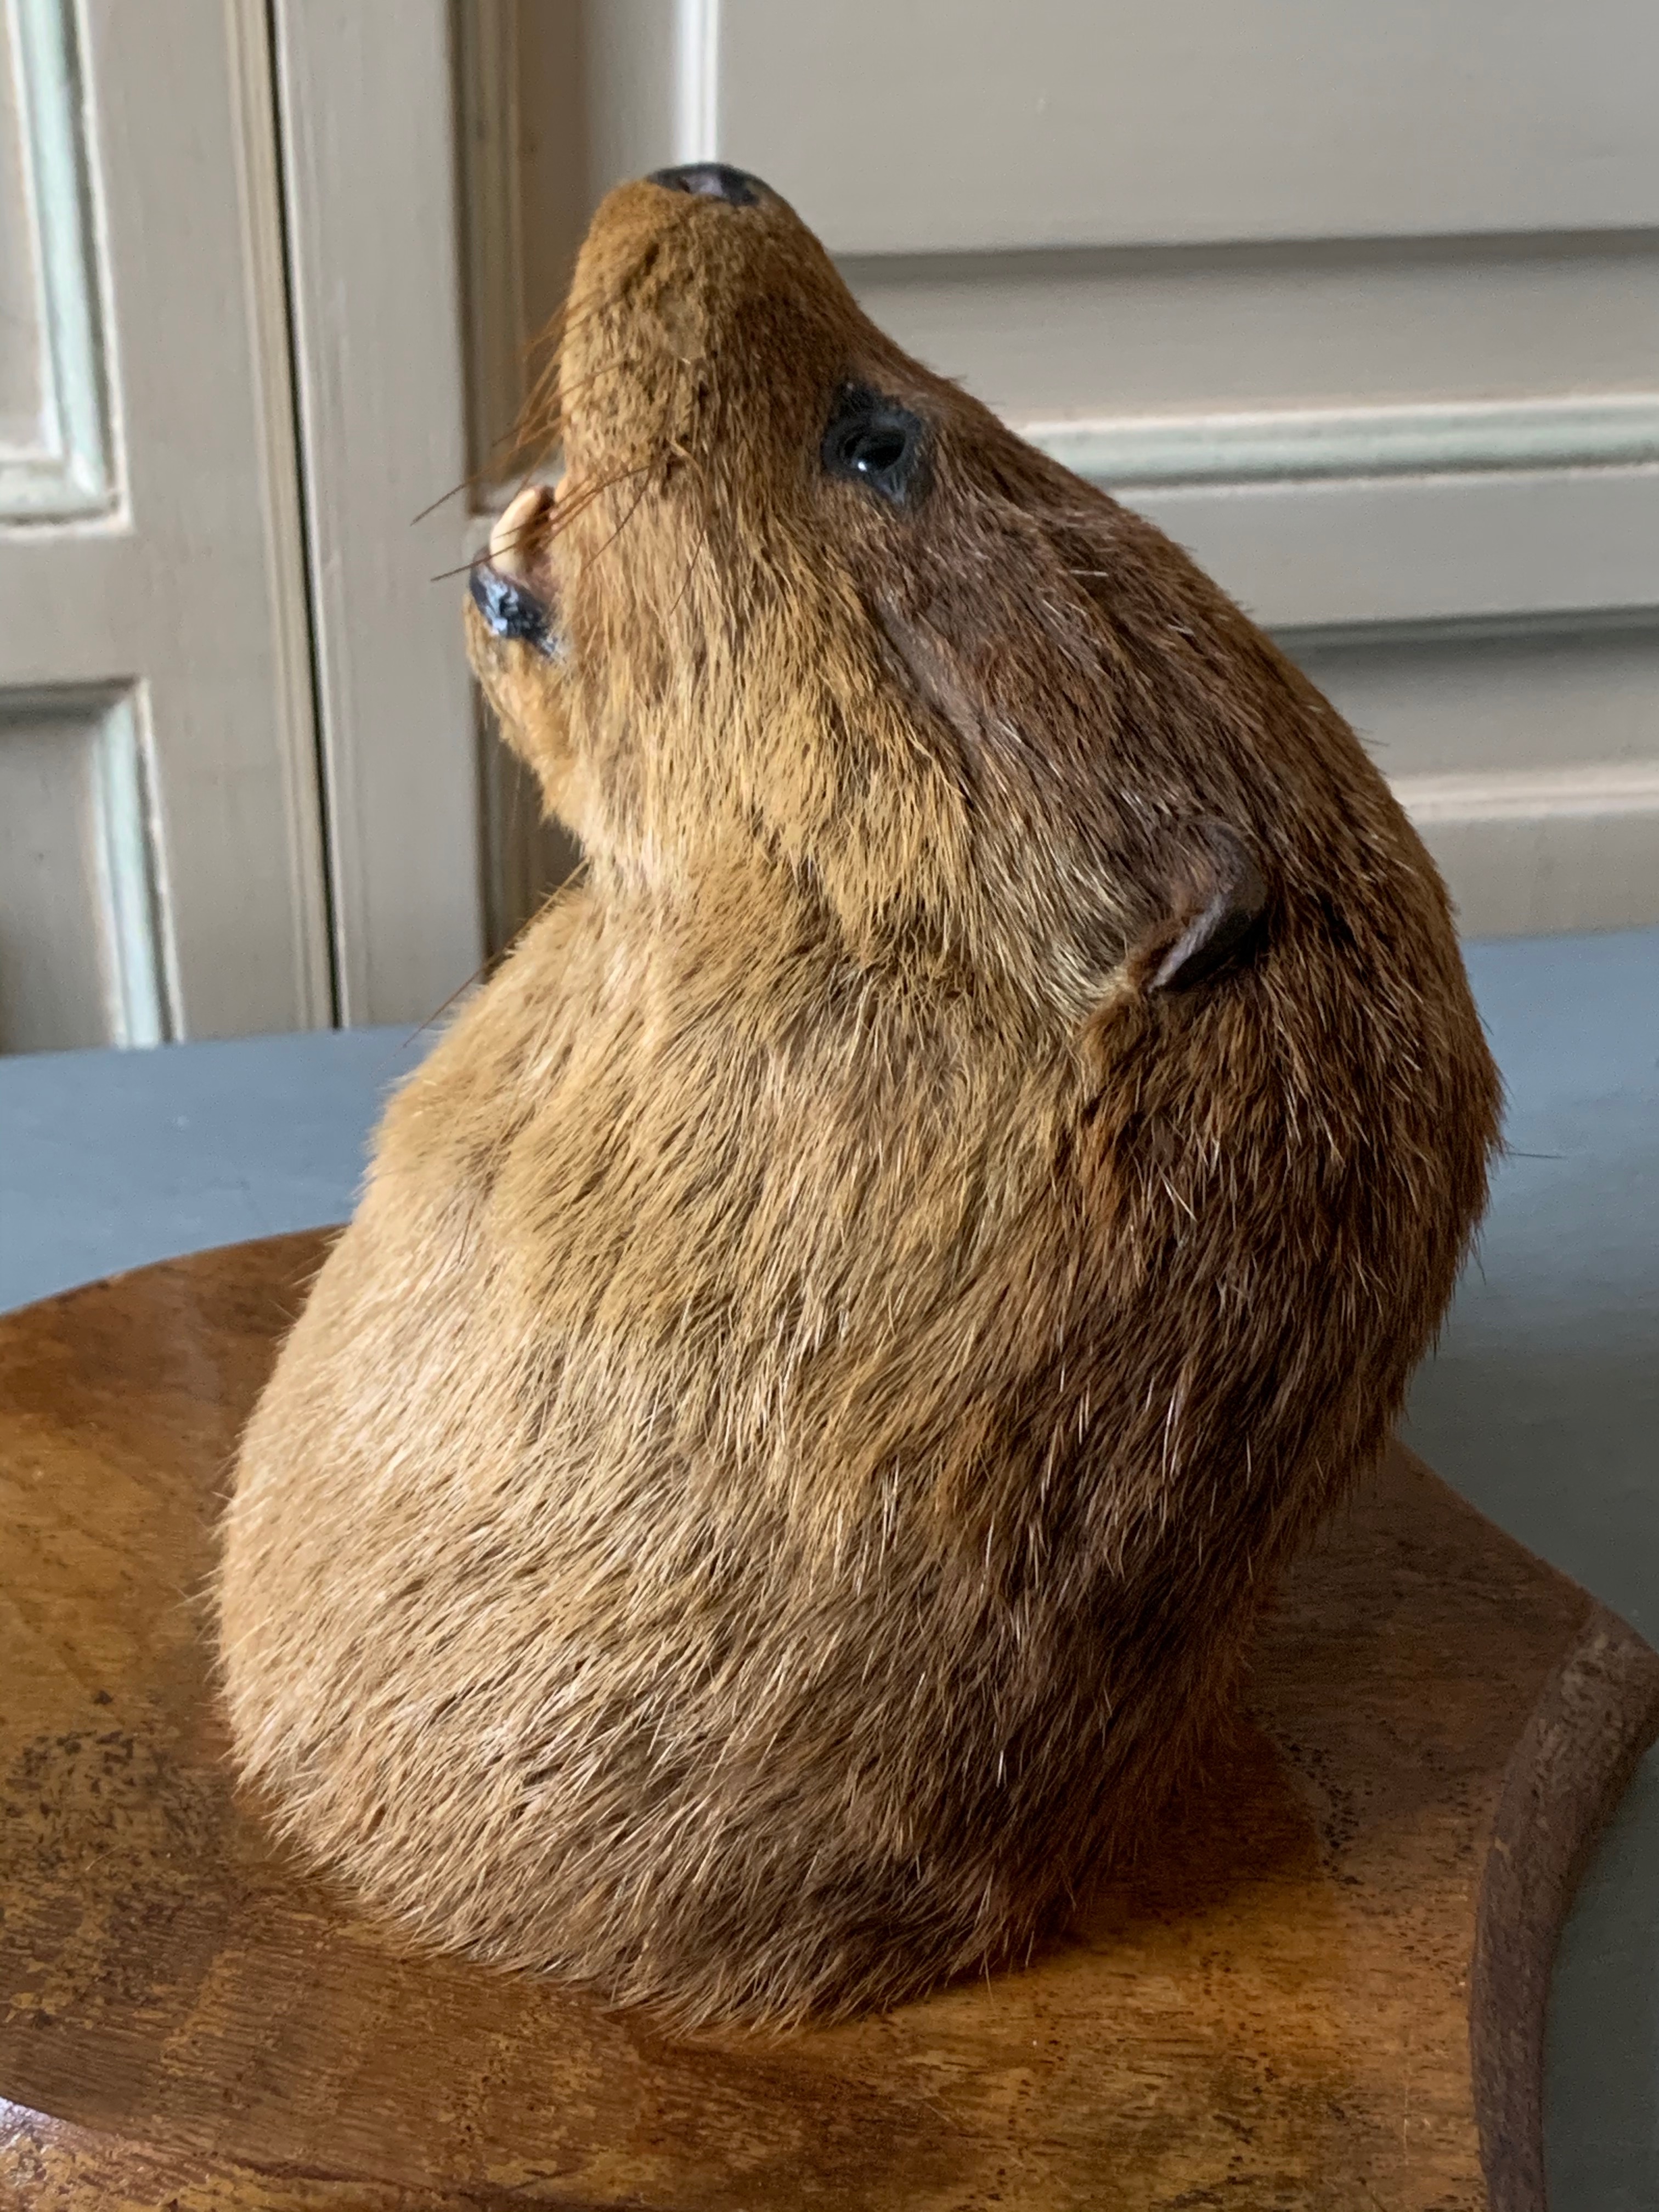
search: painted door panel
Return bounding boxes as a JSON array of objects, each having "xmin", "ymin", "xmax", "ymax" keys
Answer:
[{"xmin": 0, "ymin": 0, "xmax": 329, "ymax": 1051}]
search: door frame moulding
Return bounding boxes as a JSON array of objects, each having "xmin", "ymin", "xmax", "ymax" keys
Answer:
[
  {"xmin": 267, "ymin": 0, "xmax": 484, "ymax": 1029},
  {"xmin": 1028, "ymin": 392, "xmax": 1659, "ymax": 492},
  {"xmin": 1024, "ymin": 393, "xmax": 1659, "ymax": 630},
  {"xmin": 1390, "ymin": 759, "xmax": 1659, "ymax": 825},
  {"xmin": 227, "ymin": 0, "xmax": 334, "ymax": 1036},
  {"xmin": 674, "ymin": 0, "xmax": 721, "ymax": 166}
]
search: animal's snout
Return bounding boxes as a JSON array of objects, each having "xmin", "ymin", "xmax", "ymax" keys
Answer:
[{"xmin": 647, "ymin": 162, "xmax": 768, "ymax": 207}]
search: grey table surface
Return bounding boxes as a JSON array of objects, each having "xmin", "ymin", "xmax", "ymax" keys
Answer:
[{"xmin": 2, "ymin": 927, "xmax": 1655, "ymax": 2207}]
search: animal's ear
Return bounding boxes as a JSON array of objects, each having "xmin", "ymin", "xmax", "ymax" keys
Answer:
[{"xmin": 1137, "ymin": 821, "xmax": 1267, "ymax": 995}]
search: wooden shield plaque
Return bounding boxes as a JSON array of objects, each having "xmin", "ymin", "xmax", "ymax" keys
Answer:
[{"xmin": 2, "ymin": 1234, "xmax": 1655, "ymax": 2209}]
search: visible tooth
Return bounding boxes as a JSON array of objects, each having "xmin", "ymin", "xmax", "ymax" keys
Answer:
[{"xmin": 489, "ymin": 484, "xmax": 552, "ymax": 578}]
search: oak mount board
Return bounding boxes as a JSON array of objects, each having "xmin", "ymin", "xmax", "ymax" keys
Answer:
[{"xmin": 1, "ymin": 1232, "xmax": 1655, "ymax": 2210}]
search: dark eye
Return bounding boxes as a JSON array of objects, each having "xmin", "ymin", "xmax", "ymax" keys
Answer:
[
  {"xmin": 822, "ymin": 386, "xmax": 928, "ymax": 505},
  {"xmin": 469, "ymin": 562, "xmax": 556, "ymax": 657}
]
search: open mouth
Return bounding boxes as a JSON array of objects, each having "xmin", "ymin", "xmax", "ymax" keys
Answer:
[{"xmin": 470, "ymin": 482, "xmax": 562, "ymax": 657}]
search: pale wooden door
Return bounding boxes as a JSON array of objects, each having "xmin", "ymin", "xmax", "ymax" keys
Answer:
[
  {"xmin": 463, "ymin": 0, "xmax": 1659, "ymax": 942},
  {"xmin": 0, "ymin": 0, "xmax": 330, "ymax": 1051}
]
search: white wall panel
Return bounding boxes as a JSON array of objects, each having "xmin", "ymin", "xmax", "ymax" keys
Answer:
[
  {"xmin": 1283, "ymin": 616, "xmax": 1659, "ymax": 936},
  {"xmin": 845, "ymin": 235, "xmax": 1659, "ymax": 427},
  {"xmin": 1116, "ymin": 460, "xmax": 1659, "ymax": 634},
  {"xmin": 1400, "ymin": 779, "xmax": 1659, "ymax": 939},
  {"xmin": 492, "ymin": 0, "xmax": 1659, "ymax": 937},
  {"xmin": 710, "ymin": 0, "xmax": 1659, "ymax": 254},
  {"xmin": 1284, "ymin": 615, "xmax": 1659, "ymax": 782}
]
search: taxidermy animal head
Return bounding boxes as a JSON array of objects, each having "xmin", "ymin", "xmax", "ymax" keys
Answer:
[{"xmin": 218, "ymin": 163, "xmax": 1501, "ymax": 2030}]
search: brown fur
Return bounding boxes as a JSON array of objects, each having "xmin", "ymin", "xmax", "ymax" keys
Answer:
[{"xmin": 217, "ymin": 174, "xmax": 1500, "ymax": 2029}]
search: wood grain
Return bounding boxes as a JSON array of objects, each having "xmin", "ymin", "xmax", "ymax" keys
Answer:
[{"xmin": 1, "ymin": 1232, "xmax": 1655, "ymax": 2210}]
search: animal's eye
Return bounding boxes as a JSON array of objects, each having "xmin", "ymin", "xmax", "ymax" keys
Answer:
[{"xmin": 821, "ymin": 387, "xmax": 928, "ymax": 505}]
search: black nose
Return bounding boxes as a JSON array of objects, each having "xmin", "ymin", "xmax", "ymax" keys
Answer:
[{"xmin": 647, "ymin": 162, "xmax": 766, "ymax": 207}]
